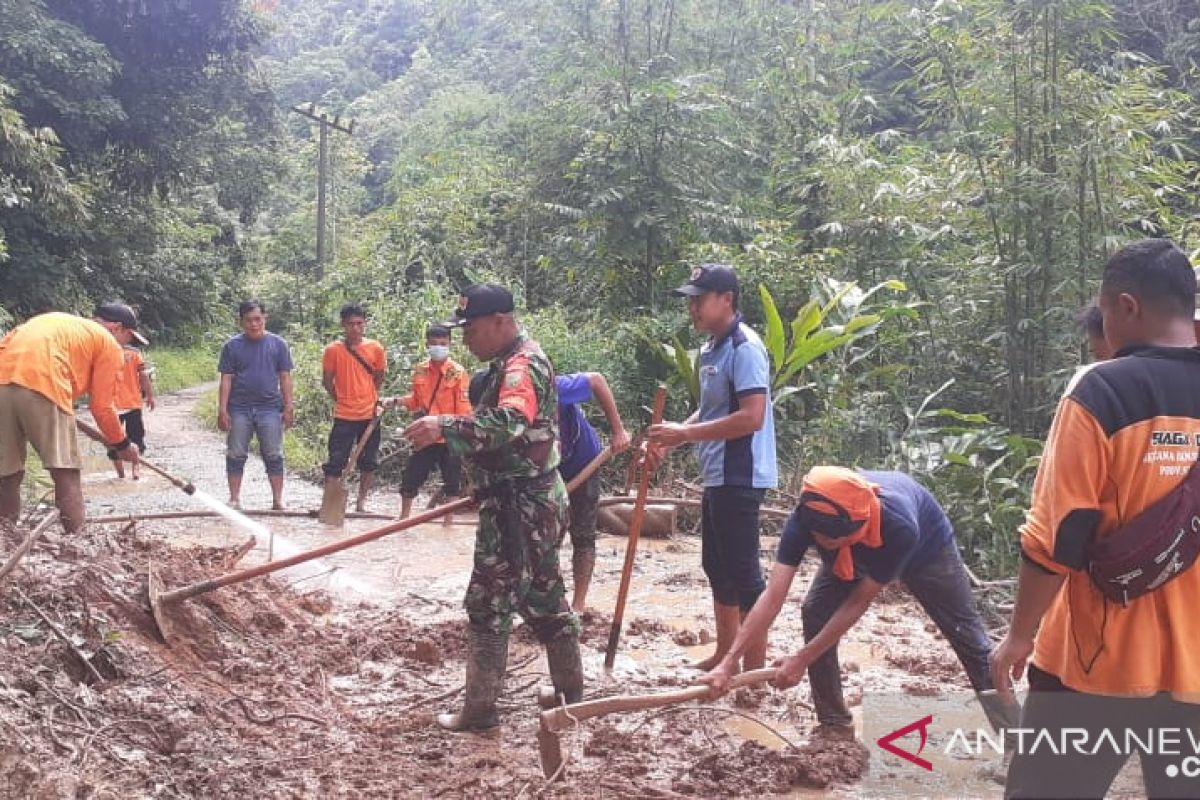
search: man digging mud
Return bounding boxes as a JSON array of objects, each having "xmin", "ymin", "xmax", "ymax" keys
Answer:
[
  {"xmin": 0, "ymin": 304, "xmax": 145, "ymax": 533},
  {"xmin": 555, "ymin": 370, "xmax": 630, "ymax": 611},
  {"xmin": 701, "ymin": 466, "xmax": 1020, "ymax": 738},
  {"xmin": 403, "ymin": 284, "xmax": 583, "ymax": 731},
  {"xmin": 647, "ymin": 263, "xmax": 777, "ymax": 672}
]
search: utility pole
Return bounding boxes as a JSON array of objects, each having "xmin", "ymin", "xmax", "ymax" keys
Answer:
[{"xmin": 289, "ymin": 103, "xmax": 354, "ymax": 278}]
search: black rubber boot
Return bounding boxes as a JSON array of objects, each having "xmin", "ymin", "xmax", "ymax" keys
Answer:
[
  {"xmin": 436, "ymin": 626, "xmax": 509, "ymax": 732},
  {"xmin": 544, "ymin": 633, "xmax": 585, "ymax": 705}
]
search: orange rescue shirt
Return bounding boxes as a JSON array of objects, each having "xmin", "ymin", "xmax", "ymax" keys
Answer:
[
  {"xmin": 1021, "ymin": 345, "xmax": 1200, "ymax": 700},
  {"xmin": 321, "ymin": 338, "xmax": 386, "ymax": 421},
  {"xmin": 401, "ymin": 358, "xmax": 471, "ymax": 417},
  {"xmin": 0, "ymin": 312, "xmax": 126, "ymax": 443},
  {"xmin": 401, "ymin": 359, "xmax": 471, "ymax": 444},
  {"xmin": 115, "ymin": 347, "xmax": 146, "ymax": 412}
]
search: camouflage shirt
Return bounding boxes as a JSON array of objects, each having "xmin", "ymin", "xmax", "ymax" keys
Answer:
[{"xmin": 439, "ymin": 329, "xmax": 560, "ymax": 486}]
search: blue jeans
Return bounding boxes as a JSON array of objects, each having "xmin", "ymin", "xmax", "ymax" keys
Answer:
[{"xmin": 226, "ymin": 407, "xmax": 284, "ymax": 476}]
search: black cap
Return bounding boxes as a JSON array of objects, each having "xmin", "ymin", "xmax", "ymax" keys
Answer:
[
  {"xmin": 672, "ymin": 263, "xmax": 739, "ymax": 298},
  {"xmin": 444, "ymin": 283, "xmax": 515, "ymax": 327},
  {"xmin": 95, "ymin": 302, "xmax": 148, "ymax": 345}
]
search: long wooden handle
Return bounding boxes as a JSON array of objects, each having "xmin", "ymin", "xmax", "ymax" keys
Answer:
[
  {"xmin": 161, "ymin": 495, "xmax": 478, "ymax": 604},
  {"xmin": 339, "ymin": 414, "xmax": 383, "ymax": 479},
  {"xmin": 565, "ymin": 445, "xmax": 613, "ymax": 490},
  {"xmin": 541, "ymin": 668, "xmax": 776, "ymax": 733},
  {"xmin": 160, "ymin": 445, "xmax": 609, "ymax": 605},
  {"xmin": 604, "ymin": 386, "xmax": 668, "ymax": 669},
  {"xmin": 75, "ymin": 419, "xmax": 194, "ymax": 493}
]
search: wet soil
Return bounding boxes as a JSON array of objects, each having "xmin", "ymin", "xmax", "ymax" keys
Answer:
[{"xmin": 0, "ymin": 383, "xmax": 1100, "ymax": 798}]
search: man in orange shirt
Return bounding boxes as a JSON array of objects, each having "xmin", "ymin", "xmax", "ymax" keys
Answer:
[
  {"xmin": 0, "ymin": 304, "xmax": 144, "ymax": 532},
  {"xmin": 109, "ymin": 343, "xmax": 156, "ymax": 480},
  {"xmin": 393, "ymin": 324, "xmax": 471, "ymax": 520},
  {"xmin": 321, "ymin": 304, "xmax": 386, "ymax": 513},
  {"xmin": 993, "ymin": 240, "xmax": 1200, "ymax": 798}
]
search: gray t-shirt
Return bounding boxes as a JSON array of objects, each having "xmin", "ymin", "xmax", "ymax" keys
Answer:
[{"xmin": 218, "ymin": 332, "xmax": 294, "ymax": 410}]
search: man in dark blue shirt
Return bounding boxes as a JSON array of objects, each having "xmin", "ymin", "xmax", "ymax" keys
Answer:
[
  {"xmin": 556, "ymin": 372, "xmax": 630, "ymax": 611},
  {"xmin": 217, "ymin": 300, "xmax": 295, "ymax": 510},
  {"xmin": 700, "ymin": 466, "xmax": 1019, "ymax": 737}
]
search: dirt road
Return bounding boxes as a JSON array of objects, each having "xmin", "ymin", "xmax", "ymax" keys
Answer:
[{"xmin": 0, "ymin": 384, "xmax": 1046, "ymax": 798}]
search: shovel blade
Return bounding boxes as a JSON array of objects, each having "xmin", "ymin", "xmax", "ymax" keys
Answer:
[
  {"xmin": 537, "ymin": 723, "xmax": 565, "ymax": 780},
  {"xmin": 147, "ymin": 558, "xmax": 174, "ymax": 646},
  {"xmin": 317, "ymin": 479, "xmax": 348, "ymax": 527}
]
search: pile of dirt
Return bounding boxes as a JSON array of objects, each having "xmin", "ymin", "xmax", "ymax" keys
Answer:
[
  {"xmin": 0, "ymin": 522, "xmax": 523, "ymax": 798},
  {"xmin": 0, "ymin": 509, "xmax": 888, "ymax": 798},
  {"xmin": 676, "ymin": 737, "xmax": 869, "ymax": 795},
  {"xmin": 885, "ymin": 650, "xmax": 966, "ymax": 685}
]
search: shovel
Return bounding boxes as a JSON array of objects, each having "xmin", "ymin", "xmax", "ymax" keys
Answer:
[
  {"xmin": 147, "ymin": 446, "xmax": 613, "ymax": 643},
  {"xmin": 318, "ymin": 413, "xmax": 384, "ymax": 527},
  {"xmin": 537, "ymin": 668, "xmax": 777, "ymax": 779}
]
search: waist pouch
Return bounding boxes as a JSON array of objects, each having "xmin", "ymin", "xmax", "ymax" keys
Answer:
[{"xmin": 1088, "ymin": 455, "xmax": 1200, "ymax": 605}]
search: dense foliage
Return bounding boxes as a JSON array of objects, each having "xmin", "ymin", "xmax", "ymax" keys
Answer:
[{"xmin": 4, "ymin": 0, "xmax": 1200, "ymax": 574}]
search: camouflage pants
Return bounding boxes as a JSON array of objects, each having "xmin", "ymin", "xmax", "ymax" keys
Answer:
[
  {"xmin": 464, "ymin": 473, "xmax": 581, "ymax": 642},
  {"xmin": 567, "ymin": 472, "xmax": 600, "ymax": 553}
]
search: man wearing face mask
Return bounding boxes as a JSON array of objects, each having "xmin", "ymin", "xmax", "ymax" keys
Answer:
[{"xmin": 394, "ymin": 324, "xmax": 471, "ymax": 520}]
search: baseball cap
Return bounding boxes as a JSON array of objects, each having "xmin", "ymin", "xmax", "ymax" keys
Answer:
[
  {"xmin": 95, "ymin": 302, "xmax": 148, "ymax": 345},
  {"xmin": 672, "ymin": 263, "xmax": 740, "ymax": 298},
  {"xmin": 444, "ymin": 284, "xmax": 515, "ymax": 327}
]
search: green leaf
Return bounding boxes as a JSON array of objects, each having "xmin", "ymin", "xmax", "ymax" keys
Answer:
[
  {"xmin": 790, "ymin": 300, "xmax": 823, "ymax": 345},
  {"xmin": 758, "ymin": 283, "xmax": 786, "ymax": 371}
]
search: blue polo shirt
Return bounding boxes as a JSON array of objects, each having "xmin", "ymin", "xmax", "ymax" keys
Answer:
[
  {"xmin": 556, "ymin": 373, "xmax": 603, "ymax": 482},
  {"xmin": 775, "ymin": 471, "xmax": 955, "ymax": 583},
  {"xmin": 695, "ymin": 314, "xmax": 777, "ymax": 489}
]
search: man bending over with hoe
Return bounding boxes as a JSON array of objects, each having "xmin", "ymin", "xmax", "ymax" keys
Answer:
[{"xmin": 701, "ymin": 466, "xmax": 1019, "ymax": 738}]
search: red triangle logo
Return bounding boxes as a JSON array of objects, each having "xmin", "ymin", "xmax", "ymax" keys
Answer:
[{"xmin": 876, "ymin": 714, "xmax": 934, "ymax": 771}]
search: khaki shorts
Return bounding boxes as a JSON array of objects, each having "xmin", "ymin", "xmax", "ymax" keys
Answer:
[{"xmin": 0, "ymin": 383, "xmax": 80, "ymax": 476}]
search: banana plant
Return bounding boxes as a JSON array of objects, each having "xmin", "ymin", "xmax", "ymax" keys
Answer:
[{"xmin": 761, "ymin": 276, "xmax": 910, "ymax": 401}]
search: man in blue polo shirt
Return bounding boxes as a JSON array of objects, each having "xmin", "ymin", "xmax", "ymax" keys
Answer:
[
  {"xmin": 699, "ymin": 466, "xmax": 1019, "ymax": 738},
  {"xmin": 648, "ymin": 263, "xmax": 777, "ymax": 672},
  {"xmin": 556, "ymin": 371, "xmax": 630, "ymax": 611}
]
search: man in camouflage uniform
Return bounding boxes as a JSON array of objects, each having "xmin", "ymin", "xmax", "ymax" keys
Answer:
[{"xmin": 403, "ymin": 284, "xmax": 583, "ymax": 731}]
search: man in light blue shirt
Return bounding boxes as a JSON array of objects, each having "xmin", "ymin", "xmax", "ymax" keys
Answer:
[{"xmin": 648, "ymin": 263, "xmax": 778, "ymax": 672}]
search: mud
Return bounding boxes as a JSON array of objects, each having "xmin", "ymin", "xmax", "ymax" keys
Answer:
[{"xmin": 0, "ymin": 384, "xmax": 1022, "ymax": 798}]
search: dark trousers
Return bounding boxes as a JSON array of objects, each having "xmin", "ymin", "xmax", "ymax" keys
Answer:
[
  {"xmin": 401, "ymin": 443, "xmax": 463, "ymax": 498},
  {"xmin": 701, "ymin": 486, "xmax": 767, "ymax": 611},
  {"xmin": 566, "ymin": 472, "xmax": 601, "ymax": 552},
  {"xmin": 1005, "ymin": 665, "xmax": 1200, "ymax": 799},
  {"xmin": 321, "ymin": 418, "xmax": 381, "ymax": 477},
  {"xmin": 802, "ymin": 539, "xmax": 997, "ymax": 727}
]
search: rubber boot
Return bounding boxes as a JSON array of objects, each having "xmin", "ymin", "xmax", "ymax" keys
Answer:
[
  {"xmin": 544, "ymin": 633, "xmax": 585, "ymax": 706},
  {"xmin": 436, "ymin": 626, "xmax": 508, "ymax": 731},
  {"xmin": 570, "ymin": 548, "xmax": 595, "ymax": 612}
]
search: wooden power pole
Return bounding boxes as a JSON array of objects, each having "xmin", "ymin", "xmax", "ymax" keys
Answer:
[{"xmin": 289, "ymin": 103, "xmax": 354, "ymax": 278}]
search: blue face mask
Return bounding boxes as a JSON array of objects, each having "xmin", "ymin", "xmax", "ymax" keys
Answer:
[{"xmin": 428, "ymin": 345, "xmax": 450, "ymax": 362}]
